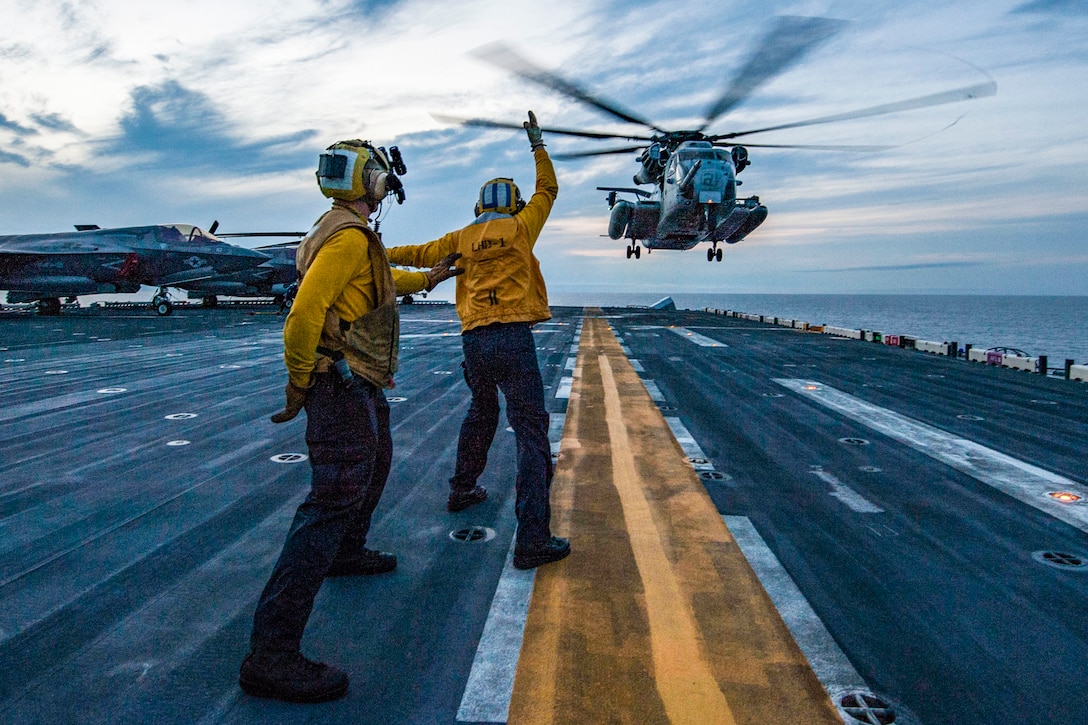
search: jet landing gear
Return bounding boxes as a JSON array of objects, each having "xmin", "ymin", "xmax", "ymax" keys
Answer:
[
  {"xmin": 626, "ymin": 243, "xmax": 642, "ymax": 259},
  {"xmin": 151, "ymin": 287, "xmax": 173, "ymax": 316},
  {"xmin": 707, "ymin": 245, "xmax": 723, "ymax": 263},
  {"xmin": 36, "ymin": 297, "xmax": 62, "ymax": 315}
]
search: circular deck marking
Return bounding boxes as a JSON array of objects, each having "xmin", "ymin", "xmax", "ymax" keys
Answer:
[
  {"xmin": 957, "ymin": 414, "xmax": 984, "ymax": 421},
  {"xmin": 1032, "ymin": 550, "xmax": 1087, "ymax": 571},
  {"xmin": 44, "ymin": 370, "xmax": 69, "ymax": 375},
  {"xmin": 270, "ymin": 453, "xmax": 308, "ymax": 464},
  {"xmin": 839, "ymin": 437, "xmax": 871, "ymax": 446},
  {"xmin": 97, "ymin": 388, "xmax": 127, "ymax": 394},
  {"xmin": 839, "ymin": 691, "xmax": 897, "ymax": 724},
  {"xmin": 386, "ymin": 396, "xmax": 407, "ymax": 403},
  {"xmin": 659, "ymin": 405, "xmax": 677, "ymax": 412},
  {"xmin": 699, "ymin": 471, "xmax": 731, "ymax": 481},
  {"xmin": 688, "ymin": 457, "xmax": 708, "ymax": 465},
  {"xmin": 164, "ymin": 413, "xmax": 198, "ymax": 420},
  {"xmin": 448, "ymin": 526, "xmax": 496, "ymax": 543},
  {"xmin": 166, "ymin": 440, "xmax": 190, "ymax": 446}
]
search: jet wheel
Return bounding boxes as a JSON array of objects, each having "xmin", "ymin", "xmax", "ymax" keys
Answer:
[{"xmin": 153, "ymin": 298, "xmax": 173, "ymax": 316}]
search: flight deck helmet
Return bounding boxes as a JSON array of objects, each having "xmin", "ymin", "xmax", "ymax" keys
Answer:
[
  {"xmin": 474, "ymin": 177, "xmax": 524, "ymax": 217},
  {"xmin": 316, "ymin": 140, "xmax": 403, "ymax": 205}
]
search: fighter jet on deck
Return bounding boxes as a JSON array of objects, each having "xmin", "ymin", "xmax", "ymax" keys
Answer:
[
  {"xmin": 178, "ymin": 240, "xmax": 300, "ymax": 310},
  {"xmin": 0, "ymin": 223, "xmax": 271, "ymax": 315}
]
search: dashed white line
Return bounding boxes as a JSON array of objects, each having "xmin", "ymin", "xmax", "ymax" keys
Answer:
[{"xmin": 776, "ymin": 378, "xmax": 1088, "ymax": 534}]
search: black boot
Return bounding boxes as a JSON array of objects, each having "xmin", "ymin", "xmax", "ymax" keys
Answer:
[
  {"xmin": 239, "ymin": 650, "xmax": 348, "ymax": 703},
  {"xmin": 513, "ymin": 536, "xmax": 571, "ymax": 570},
  {"xmin": 326, "ymin": 547, "xmax": 397, "ymax": 577},
  {"xmin": 447, "ymin": 485, "xmax": 488, "ymax": 512}
]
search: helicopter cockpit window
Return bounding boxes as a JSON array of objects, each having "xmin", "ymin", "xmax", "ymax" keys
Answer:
[{"xmin": 677, "ymin": 149, "xmax": 723, "ymax": 173}]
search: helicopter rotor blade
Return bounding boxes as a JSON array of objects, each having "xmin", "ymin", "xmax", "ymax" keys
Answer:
[
  {"xmin": 430, "ymin": 113, "xmax": 654, "ymax": 142},
  {"xmin": 551, "ymin": 145, "xmax": 649, "ymax": 160},
  {"xmin": 697, "ymin": 15, "xmax": 847, "ymax": 133},
  {"xmin": 469, "ymin": 42, "xmax": 668, "ymax": 133},
  {"xmin": 711, "ymin": 80, "xmax": 997, "ymax": 140},
  {"xmin": 715, "ymin": 141, "xmax": 895, "ymax": 152}
]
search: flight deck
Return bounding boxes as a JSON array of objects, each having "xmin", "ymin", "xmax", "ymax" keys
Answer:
[{"xmin": 1, "ymin": 303, "xmax": 1086, "ymax": 724}]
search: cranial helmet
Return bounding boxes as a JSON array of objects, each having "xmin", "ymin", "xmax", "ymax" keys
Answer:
[
  {"xmin": 316, "ymin": 140, "xmax": 404, "ymax": 204},
  {"xmin": 474, "ymin": 177, "xmax": 525, "ymax": 217}
]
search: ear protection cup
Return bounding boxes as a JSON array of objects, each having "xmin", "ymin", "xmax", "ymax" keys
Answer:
[{"xmin": 317, "ymin": 140, "xmax": 396, "ymax": 203}]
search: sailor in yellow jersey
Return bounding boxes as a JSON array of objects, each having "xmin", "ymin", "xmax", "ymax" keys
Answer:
[
  {"xmin": 387, "ymin": 112, "xmax": 569, "ymax": 571},
  {"xmin": 240, "ymin": 139, "xmax": 461, "ymax": 704}
]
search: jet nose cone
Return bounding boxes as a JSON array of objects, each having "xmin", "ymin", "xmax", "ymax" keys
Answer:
[{"xmin": 219, "ymin": 245, "xmax": 272, "ymax": 273}]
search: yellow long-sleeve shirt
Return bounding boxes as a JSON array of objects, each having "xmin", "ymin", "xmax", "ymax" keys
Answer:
[
  {"xmin": 387, "ymin": 147, "xmax": 557, "ymax": 332},
  {"xmin": 283, "ymin": 227, "xmax": 427, "ymax": 387}
]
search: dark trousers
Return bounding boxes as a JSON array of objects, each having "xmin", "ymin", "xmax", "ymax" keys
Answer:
[
  {"xmin": 450, "ymin": 322, "xmax": 553, "ymax": 548},
  {"xmin": 250, "ymin": 373, "xmax": 391, "ymax": 654}
]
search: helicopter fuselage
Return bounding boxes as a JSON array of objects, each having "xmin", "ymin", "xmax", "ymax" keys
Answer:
[{"xmin": 604, "ymin": 141, "xmax": 768, "ymax": 259}]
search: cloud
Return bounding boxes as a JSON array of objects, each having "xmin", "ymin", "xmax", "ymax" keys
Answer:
[{"xmin": 1012, "ymin": 0, "xmax": 1088, "ymax": 15}]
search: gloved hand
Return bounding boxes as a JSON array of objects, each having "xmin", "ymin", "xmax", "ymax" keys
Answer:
[
  {"xmin": 270, "ymin": 381, "xmax": 309, "ymax": 423},
  {"xmin": 523, "ymin": 110, "xmax": 544, "ymax": 151},
  {"xmin": 426, "ymin": 252, "xmax": 465, "ymax": 291}
]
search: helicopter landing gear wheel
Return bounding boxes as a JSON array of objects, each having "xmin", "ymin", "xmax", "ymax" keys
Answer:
[
  {"xmin": 707, "ymin": 247, "xmax": 714, "ymax": 262},
  {"xmin": 716, "ymin": 247, "xmax": 723, "ymax": 262},
  {"xmin": 626, "ymin": 245, "xmax": 633, "ymax": 259},
  {"xmin": 634, "ymin": 245, "xmax": 641, "ymax": 259}
]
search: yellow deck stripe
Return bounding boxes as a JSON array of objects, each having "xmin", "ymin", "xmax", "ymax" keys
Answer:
[
  {"xmin": 508, "ymin": 314, "xmax": 840, "ymax": 725},
  {"xmin": 598, "ymin": 352, "xmax": 738, "ymax": 724}
]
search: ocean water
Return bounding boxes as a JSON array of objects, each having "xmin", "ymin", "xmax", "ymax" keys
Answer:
[{"xmin": 548, "ymin": 292, "xmax": 1088, "ymax": 365}]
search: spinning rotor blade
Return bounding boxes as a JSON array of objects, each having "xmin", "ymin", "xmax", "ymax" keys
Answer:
[
  {"xmin": 469, "ymin": 42, "xmax": 667, "ymax": 133},
  {"xmin": 713, "ymin": 80, "xmax": 997, "ymax": 140},
  {"xmin": 719, "ymin": 141, "xmax": 895, "ymax": 152},
  {"xmin": 431, "ymin": 113, "xmax": 653, "ymax": 142},
  {"xmin": 552, "ymin": 145, "xmax": 649, "ymax": 160},
  {"xmin": 698, "ymin": 15, "xmax": 847, "ymax": 132}
]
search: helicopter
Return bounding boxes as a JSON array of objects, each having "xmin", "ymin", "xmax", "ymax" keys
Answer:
[
  {"xmin": 435, "ymin": 16, "xmax": 997, "ymax": 262},
  {"xmin": 0, "ymin": 221, "xmax": 271, "ymax": 315}
]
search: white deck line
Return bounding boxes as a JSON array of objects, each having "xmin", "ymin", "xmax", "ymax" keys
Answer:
[
  {"xmin": 666, "ymin": 327, "xmax": 727, "ymax": 347},
  {"xmin": 664, "ymin": 417, "xmax": 715, "ymax": 470},
  {"xmin": 642, "ymin": 380, "xmax": 665, "ymax": 402},
  {"xmin": 775, "ymin": 379, "xmax": 1088, "ymax": 534}
]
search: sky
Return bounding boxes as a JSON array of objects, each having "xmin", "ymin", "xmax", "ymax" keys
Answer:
[{"xmin": 1, "ymin": 0, "xmax": 1087, "ymax": 301}]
